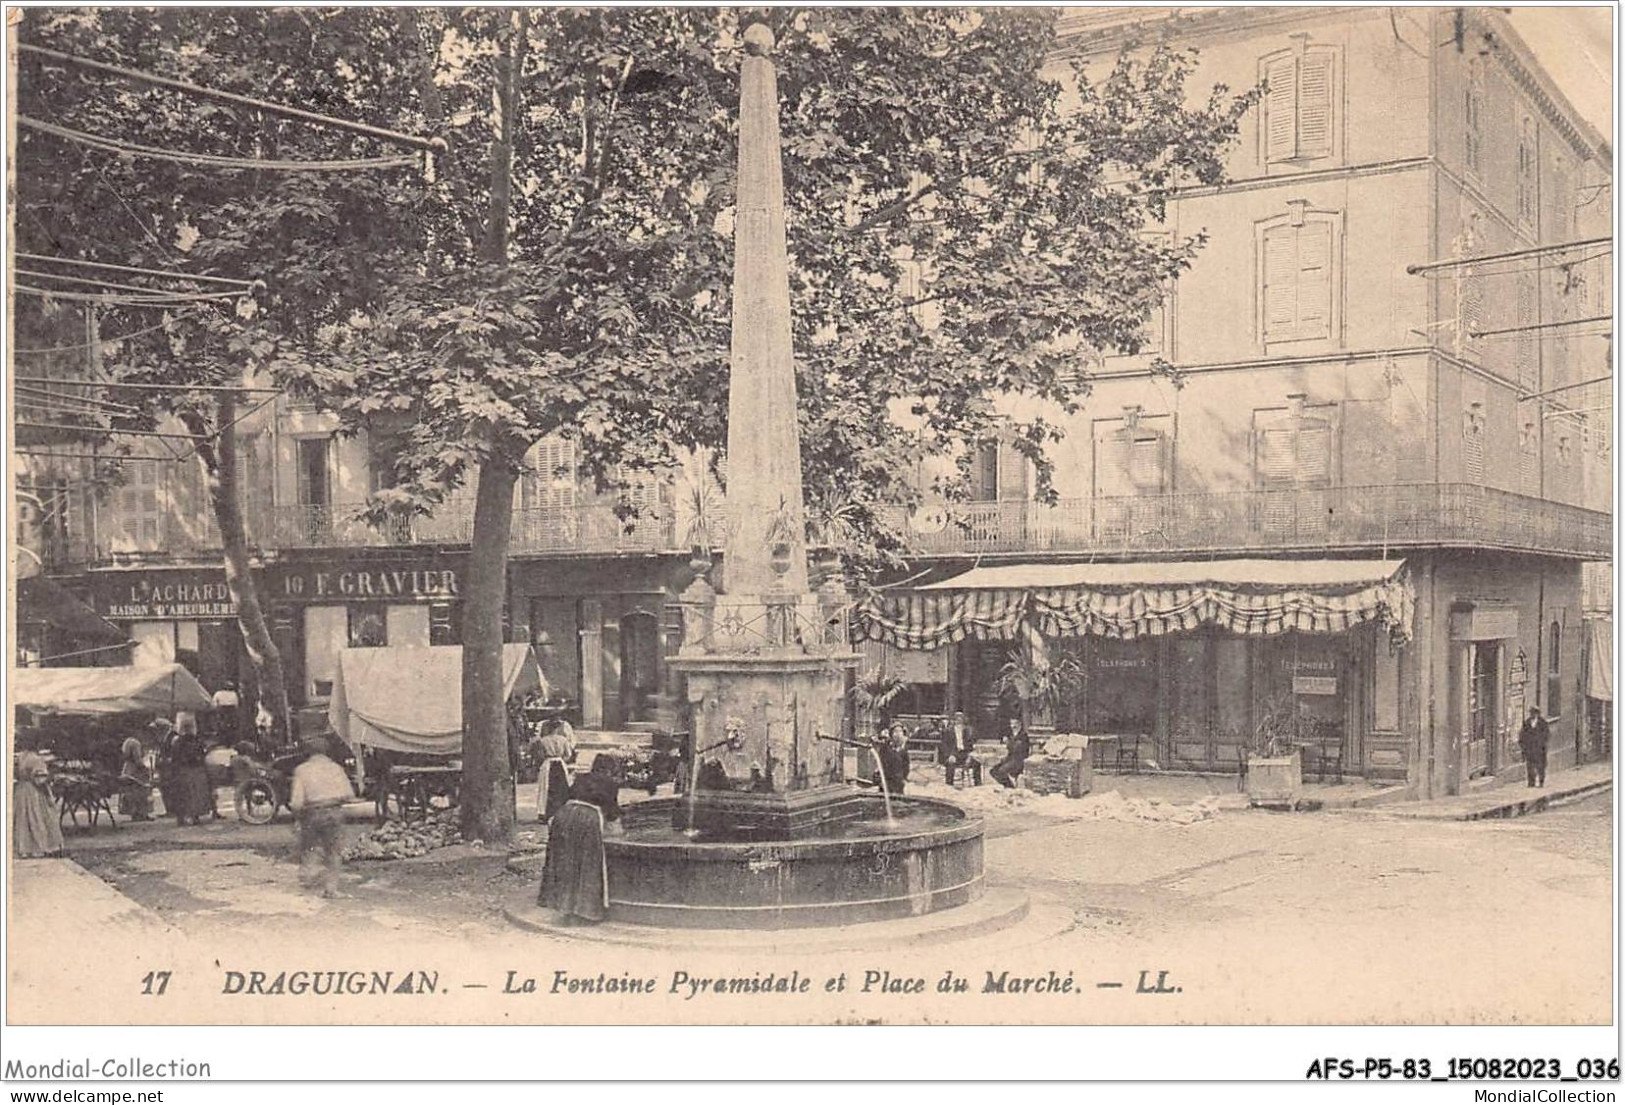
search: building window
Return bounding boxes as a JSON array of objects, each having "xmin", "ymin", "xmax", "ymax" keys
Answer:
[
  {"xmin": 1255, "ymin": 401, "xmax": 1335, "ymax": 489},
  {"xmin": 1519, "ymin": 421, "xmax": 1539, "ymax": 495},
  {"xmin": 296, "ymin": 437, "xmax": 332, "ymax": 510},
  {"xmin": 1546, "ymin": 620, "xmax": 1562, "ymax": 717},
  {"xmin": 970, "ymin": 443, "xmax": 1000, "ymax": 502},
  {"xmin": 1464, "ymin": 57, "xmax": 1485, "ymax": 177},
  {"xmin": 1515, "ymin": 275, "xmax": 1537, "ymax": 392},
  {"xmin": 1260, "ymin": 44, "xmax": 1337, "ymax": 165},
  {"xmin": 1093, "ymin": 412, "xmax": 1171, "ymax": 498},
  {"xmin": 1463, "ymin": 402, "xmax": 1486, "ymax": 483},
  {"xmin": 1517, "ymin": 115, "xmax": 1538, "ymax": 227},
  {"xmin": 347, "ymin": 603, "xmax": 388, "ymax": 648},
  {"xmin": 1257, "ymin": 207, "xmax": 1338, "ymax": 345},
  {"xmin": 112, "ymin": 459, "xmax": 163, "ymax": 551}
]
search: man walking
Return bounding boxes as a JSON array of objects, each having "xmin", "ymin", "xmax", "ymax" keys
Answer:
[
  {"xmin": 1517, "ymin": 707, "xmax": 1550, "ymax": 788},
  {"xmin": 290, "ymin": 734, "xmax": 353, "ymax": 898}
]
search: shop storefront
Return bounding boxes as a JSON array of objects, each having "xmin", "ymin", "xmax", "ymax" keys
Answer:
[
  {"xmin": 81, "ymin": 566, "xmax": 251, "ymax": 738},
  {"xmin": 858, "ymin": 558, "xmax": 1416, "ymax": 781},
  {"xmin": 266, "ymin": 554, "xmax": 465, "ymax": 707},
  {"xmin": 507, "ymin": 557, "xmax": 691, "ymax": 732}
]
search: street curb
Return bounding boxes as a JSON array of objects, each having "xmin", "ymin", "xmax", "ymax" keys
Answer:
[{"xmin": 1377, "ymin": 778, "xmax": 1612, "ymax": 822}]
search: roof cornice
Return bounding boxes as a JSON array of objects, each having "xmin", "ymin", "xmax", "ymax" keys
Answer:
[{"xmin": 1463, "ymin": 8, "xmax": 1611, "ymax": 165}]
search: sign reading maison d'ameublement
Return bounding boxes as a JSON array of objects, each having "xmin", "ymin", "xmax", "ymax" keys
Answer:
[{"xmin": 89, "ymin": 570, "xmax": 237, "ymax": 620}]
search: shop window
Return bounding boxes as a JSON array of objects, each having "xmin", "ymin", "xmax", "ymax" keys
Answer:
[
  {"xmin": 429, "ymin": 603, "xmax": 461, "ymax": 647},
  {"xmin": 1464, "ymin": 57, "xmax": 1484, "ymax": 177},
  {"xmin": 1546, "ymin": 620, "xmax": 1562, "ymax": 717},
  {"xmin": 1257, "ymin": 208, "xmax": 1338, "ymax": 345},
  {"xmin": 385, "ymin": 605, "xmax": 431, "ymax": 647},
  {"xmin": 1259, "ymin": 43, "xmax": 1337, "ymax": 165},
  {"xmin": 347, "ymin": 603, "xmax": 388, "ymax": 648}
]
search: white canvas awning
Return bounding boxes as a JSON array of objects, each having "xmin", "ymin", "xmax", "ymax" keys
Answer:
[
  {"xmin": 859, "ymin": 558, "xmax": 1414, "ymax": 649},
  {"xmin": 10, "ymin": 662, "xmax": 213, "ymax": 716},
  {"xmin": 328, "ymin": 644, "xmax": 546, "ymax": 757}
]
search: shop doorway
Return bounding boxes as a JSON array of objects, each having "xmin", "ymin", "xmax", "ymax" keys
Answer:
[
  {"xmin": 1465, "ymin": 641, "xmax": 1500, "ymax": 779},
  {"xmin": 619, "ymin": 608, "xmax": 662, "ymax": 725}
]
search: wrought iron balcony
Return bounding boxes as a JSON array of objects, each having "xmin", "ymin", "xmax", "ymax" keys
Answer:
[
  {"xmin": 890, "ymin": 484, "xmax": 1612, "ymax": 561},
  {"xmin": 266, "ymin": 500, "xmax": 676, "ymax": 555}
]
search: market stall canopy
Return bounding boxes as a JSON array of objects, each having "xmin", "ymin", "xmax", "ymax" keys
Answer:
[
  {"xmin": 1585, "ymin": 618, "xmax": 1612, "ymax": 702},
  {"xmin": 858, "ymin": 558, "xmax": 1414, "ymax": 649},
  {"xmin": 10, "ymin": 662, "xmax": 213, "ymax": 716},
  {"xmin": 329, "ymin": 644, "xmax": 547, "ymax": 757},
  {"xmin": 15, "ymin": 577, "xmax": 127, "ymax": 645}
]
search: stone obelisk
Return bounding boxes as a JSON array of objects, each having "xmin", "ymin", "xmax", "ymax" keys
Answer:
[
  {"xmin": 722, "ymin": 21, "xmax": 809, "ymax": 601},
  {"xmin": 670, "ymin": 23, "xmax": 859, "ymax": 839}
]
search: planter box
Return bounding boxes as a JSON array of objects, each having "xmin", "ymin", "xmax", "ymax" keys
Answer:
[{"xmin": 1246, "ymin": 752, "xmax": 1302, "ymax": 809}]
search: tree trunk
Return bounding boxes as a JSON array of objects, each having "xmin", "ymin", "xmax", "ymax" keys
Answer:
[
  {"xmin": 456, "ymin": 8, "xmax": 528, "ymax": 846},
  {"xmin": 459, "ymin": 459, "xmax": 519, "ymax": 844},
  {"xmin": 184, "ymin": 398, "xmax": 294, "ymax": 746}
]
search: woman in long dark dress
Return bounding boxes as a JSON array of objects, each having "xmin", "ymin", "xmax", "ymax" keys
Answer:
[
  {"xmin": 537, "ymin": 755, "xmax": 623, "ymax": 923},
  {"xmin": 168, "ymin": 720, "xmax": 212, "ymax": 826}
]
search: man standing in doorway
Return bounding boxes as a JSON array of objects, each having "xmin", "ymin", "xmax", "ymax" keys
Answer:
[{"xmin": 1518, "ymin": 706, "xmax": 1550, "ymax": 788}]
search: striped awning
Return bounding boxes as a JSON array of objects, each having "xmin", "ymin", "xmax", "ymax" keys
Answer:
[{"xmin": 858, "ymin": 559, "xmax": 1414, "ymax": 649}]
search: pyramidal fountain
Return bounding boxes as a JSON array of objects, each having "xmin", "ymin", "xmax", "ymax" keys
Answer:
[{"xmin": 597, "ymin": 24, "xmax": 984, "ymax": 928}]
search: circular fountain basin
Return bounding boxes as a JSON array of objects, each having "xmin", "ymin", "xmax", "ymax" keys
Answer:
[{"xmin": 604, "ymin": 795, "xmax": 984, "ymax": 929}]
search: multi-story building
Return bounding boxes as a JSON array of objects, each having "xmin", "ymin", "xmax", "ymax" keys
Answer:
[
  {"xmin": 17, "ymin": 8, "xmax": 1610, "ymax": 797},
  {"xmin": 862, "ymin": 7, "xmax": 1612, "ymax": 797},
  {"xmin": 17, "ymin": 390, "xmax": 701, "ymax": 738}
]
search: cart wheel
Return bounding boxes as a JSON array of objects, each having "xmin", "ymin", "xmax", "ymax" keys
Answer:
[{"xmin": 236, "ymin": 780, "xmax": 278, "ymax": 825}]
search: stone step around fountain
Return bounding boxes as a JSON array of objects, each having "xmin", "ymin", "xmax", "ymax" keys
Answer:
[{"xmin": 503, "ymin": 885, "xmax": 1065, "ymax": 954}]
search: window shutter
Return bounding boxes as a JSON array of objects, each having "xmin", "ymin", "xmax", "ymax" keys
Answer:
[
  {"xmin": 1295, "ymin": 221, "xmax": 1333, "ymax": 339},
  {"xmin": 1296, "ymin": 422, "xmax": 1333, "ymax": 486},
  {"xmin": 1096, "ymin": 433, "xmax": 1134, "ymax": 498},
  {"xmin": 997, "ymin": 440, "xmax": 1028, "ymax": 500},
  {"xmin": 1464, "ymin": 420, "xmax": 1485, "ymax": 483},
  {"xmin": 1261, "ymin": 225, "xmax": 1297, "ymax": 341},
  {"xmin": 1461, "ymin": 271, "xmax": 1484, "ymax": 342},
  {"xmin": 1257, "ymin": 427, "xmax": 1296, "ymax": 487},
  {"xmin": 1296, "ymin": 52, "xmax": 1333, "ymax": 158},
  {"xmin": 1520, "ymin": 432, "xmax": 1539, "ymax": 495},
  {"xmin": 1515, "ymin": 277, "xmax": 1536, "ymax": 390},
  {"xmin": 1263, "ymin": 54, "xmax": 1297, "ymax": 163},
  {"xmin": 970, "ymin": 443, "xmax": 999, "ymax": 502},
  {"xmin": 1129, "ymin": 435, "xmax": 1166, "ymax": 494}
]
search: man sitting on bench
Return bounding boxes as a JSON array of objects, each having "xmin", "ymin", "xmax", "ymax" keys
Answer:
[{"xmin": 934, "ymin": 712, "xmax": 982, "ymax": 786}]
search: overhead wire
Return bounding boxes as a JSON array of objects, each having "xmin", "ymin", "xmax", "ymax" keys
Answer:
[
  {"xmin": 10, "ymin": 313, "xmax": 198, "ymax": 354},
  {"xmin": 16, "ymin": 252, "xmax": 255, "ymax": 288},
  {"xmin": 13, "ymin": 283, "xmax": 240, "ymax": 306},
  {"xmin": 14, "ymin": 268, "xmax": 250, "ymax": 299},
  {"xmin": 19, "ymin": 115, "xmax": 420, "ymax": 172}
]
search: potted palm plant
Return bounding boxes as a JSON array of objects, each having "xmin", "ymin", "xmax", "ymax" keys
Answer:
[
  {"xmin": 1246, "ymin": 692, "xmax": 1303, "ymax": 808},
  {"xmin": 994, "ymin": 648, "xmax": 1083, "ymax": 734}
]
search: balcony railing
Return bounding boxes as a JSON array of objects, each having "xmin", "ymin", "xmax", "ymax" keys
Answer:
[
  {"xmin": 48, "ymin": 482, "xmax": 1611, "ymax": 569},
  {"xmin": 889, "ymin": 484, "xmax": 1612, "ymax": 560},
  {"xmin": 268, "ymin": 500, "xmax": 676, "ymax": 555}
]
